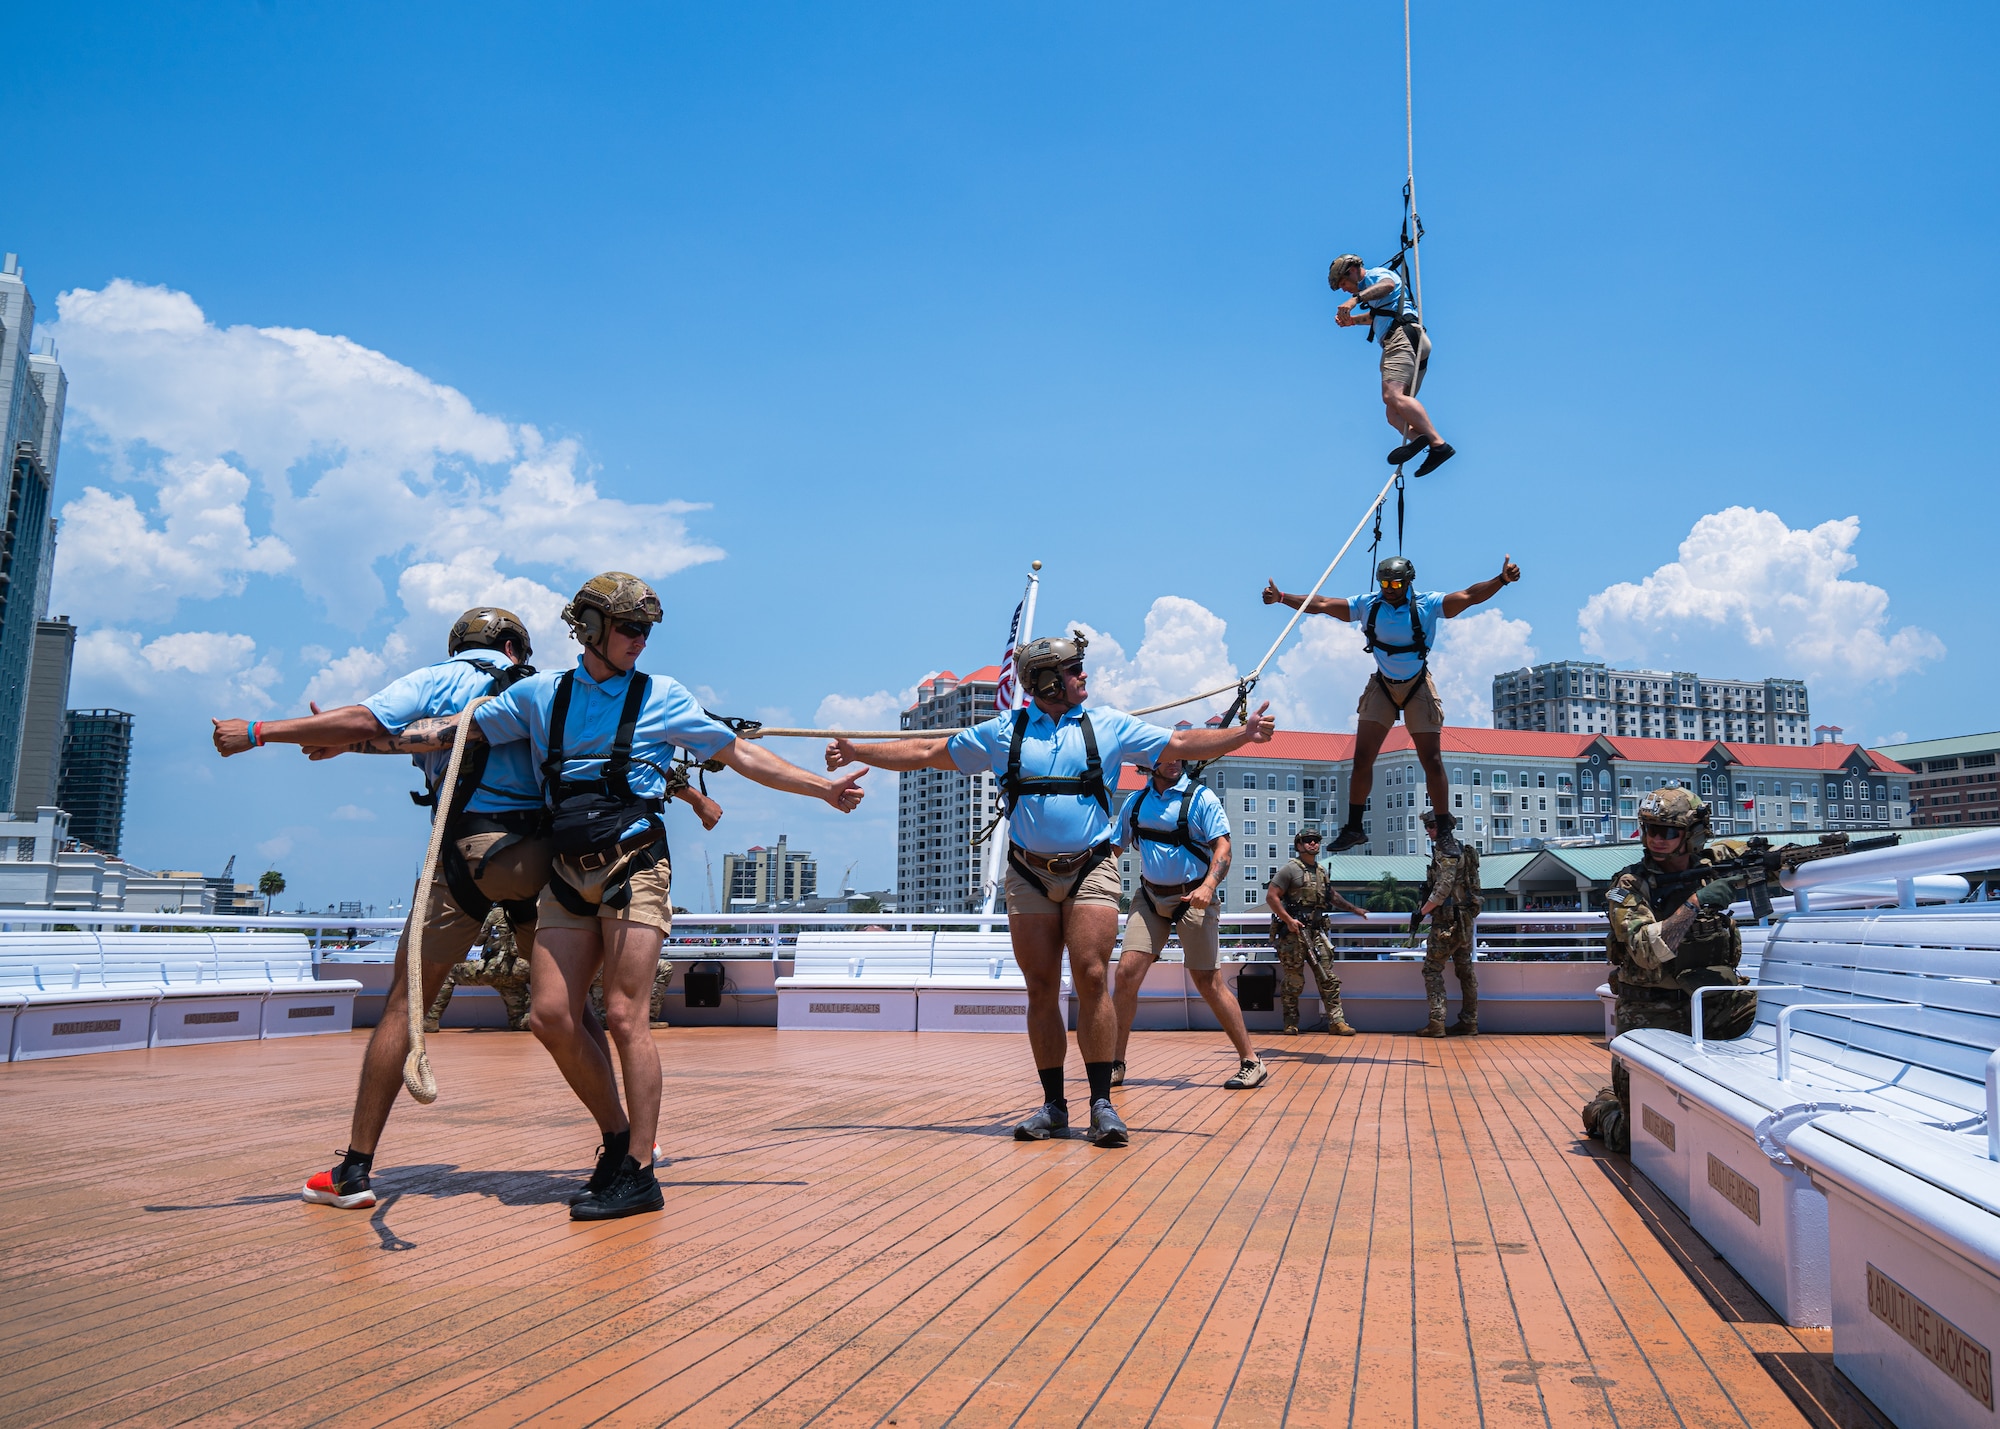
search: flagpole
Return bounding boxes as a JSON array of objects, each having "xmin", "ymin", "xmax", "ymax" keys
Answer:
[{"xmin": 981, "ymin": 560, "xmax": 1041, "ymax": 918}]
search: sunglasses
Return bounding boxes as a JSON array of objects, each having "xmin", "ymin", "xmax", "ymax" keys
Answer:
[
  {"xmin": 1298, "ymin": 835, "xmax": 1323, "ymax": 844},
  {"xmin": 1379, "ymin": 579, "xmax": 1409, "ymax": 590},
  {"xmin": 1059, "ymin": 661, "xmax": 1086, "ymax": 678},
  {"xmin": 611, "ymin": 620, "xmax": 653, "ymax": 640}
]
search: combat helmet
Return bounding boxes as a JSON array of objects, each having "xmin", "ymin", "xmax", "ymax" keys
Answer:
[
  {"xmin": 448, "ymin": 607, "xmax": 532, "ymax": 660},
  {"xmin": 1328, "ymin": 254, "xmax": 1365, "ymax": 289},
  {"xmin": 1637, "ymin": 785, "xmax": 1711, "ymax": 854},
  {"xmin": 563, "ymin": 572, "xmax": 663, "ymax": 670},
  {"xmin": 1014, "ymin": 632, "xmax": 1089, "ymax": 702},
  {"xmin": 1376, "ymin": 555, "xmax": 1415, "ymax": 587}
]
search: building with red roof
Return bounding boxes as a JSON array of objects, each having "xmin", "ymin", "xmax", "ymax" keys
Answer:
[{"xmin": 885, "ymin": 663, "xmax": 1914, "ymax": 915}]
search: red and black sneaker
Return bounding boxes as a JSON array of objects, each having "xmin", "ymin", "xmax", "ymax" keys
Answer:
[{"xmin": 301, "ymin": 1153, "xmax": 376, "ymax": 1209}]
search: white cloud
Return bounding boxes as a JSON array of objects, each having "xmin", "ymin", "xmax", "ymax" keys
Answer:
[
  {"xmin": 1578, "ymin": 507, "xmax": 1943, "ymax": 687},
  {"xmin": 1432, "ymin": 609, "xmax": 1537, "ymax": 728},
  {"xmin": 1072, "ymin": 597, "xmax": 1241, "ymax": 723},
  {"xmin": 299, "ymin": 633, "xmax": 413, "ymax": 713},
  {"xmin": 816, "ymin": 678, "xmax": 930, "ymax": 731},
  {"xmin": 257, "ymin": 834, "xmax": 295, "ymax": 860},
  {"xmin": 54, "ymin": 459, "xmax": 293, "ymax": 623},
  {"xmin": 329, "ymin": 804, "xmax": 376, "ymax": 823},
  {"xmin": 49, "ymin": 278, "xmax": 724, "ymax": 624},
  {"xmin": 74, "ymin": 628, "xmax": 284, "ymax": 710}
]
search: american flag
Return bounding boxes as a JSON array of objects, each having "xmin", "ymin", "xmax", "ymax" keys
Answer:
[{"xmin": 992, "ymin": 595, "xmax": 1028, "ymax": 714}]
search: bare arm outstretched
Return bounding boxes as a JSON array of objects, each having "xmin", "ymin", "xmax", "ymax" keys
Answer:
[
  {"xmin": 1262, "ymin": 579, "xmax": 1352, "ymax": 621},
  {"xmin": 1441, "ymin": 555, "xmax": 1522, "ymax": 618}
]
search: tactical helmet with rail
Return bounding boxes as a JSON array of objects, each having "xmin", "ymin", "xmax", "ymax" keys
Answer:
[
  {"xmin": 1637, "ymin": 786, "xmax": 1712, "ymax": 854},
  {"xmin": 563, "ymin": 572, "xmax": 663, "ymax": 647},
  {"xmin": 448, "ymin": 607, "xmax": 532, "ymax": 660},
  {"xmin": 1013, "ymin": 632, "xmax": 1089, "ymax": 702}
]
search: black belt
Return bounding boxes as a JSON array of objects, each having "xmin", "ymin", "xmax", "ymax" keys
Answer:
[
  {"xmin": 575, "ymin": 826, "xmax": 664, "ymax": 873},
  {"xmin": 1008, "ymin": 841, "xmax": 1112, "ymax": 901},
  {"xmin": 1143, "ymin": 876, "xmax": 1204, "ymax": 898}
]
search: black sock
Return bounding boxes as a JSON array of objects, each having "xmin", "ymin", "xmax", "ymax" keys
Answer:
[
  {"xmin": 1347, "ymin": 803, "xmax": 1366, "ymax": 830},
  {"xmin": 1038, "ymin": 1065, "xmax": 1066, "ymax": 1107},
  {"xmin": 1085, "ymin": 1061, "xmax": 1114, "ymax": 1103},
  {"xmin": 339, "ymin": 1147, "xmax": 374, "ymax": 1174},
  {"xmin": 602, "ymin": 1128, "xmax": 631, "ymax": 1164}
]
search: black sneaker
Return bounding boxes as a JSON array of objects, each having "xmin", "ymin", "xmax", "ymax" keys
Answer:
[
  {"xmin": 1326, "ymin": 824, "xmax": 1368, "ymax": 853},
  {"xmin": 1086, "ymin": 1098, "xmax": 1129, "ymax": 1148},
  {"xmin": 568, "ymin": 1138, "xmax": 626, "ymax": 1206},
  {"xmin": 1014, "ymin": 1102, "xmax": 1070, "ymax": 1141},
  {"xmin": 1413, "ymin": 441, "xmax": 1456, "ymax": 477},
  {"xmin": 1109, "ymin": 1060, "xmax": 1125, "ymax": 1088},
  {"xmin": 569, "ymin": 1157, "xmax": 664, "ymax": 1221},
  {"xmin": 1388, "ymin": 434, "xmax": 1432, "ymax": 465}
]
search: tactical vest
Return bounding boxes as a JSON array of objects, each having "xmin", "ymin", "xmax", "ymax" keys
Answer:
[
  {"xmin": 1280, "ymin": 858, "xmax": 1334, "ymax": 916},
  {"xmin": 1608, "ymin": 851, "xmax": 1743, "ymax": 992},
  {"xmin": 999, "ymin": 708, "xmax": 1109, "ymax": 817},
  {"xmin": 1425, "ymin": 845, "xmax": 1480, "ymax": 914},
  {"xmin": 1128, "ymin": 780, "xmax": 1214, "ymax": 872}
]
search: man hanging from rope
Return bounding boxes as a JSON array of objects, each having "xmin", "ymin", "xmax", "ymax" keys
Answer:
[
  {"xmin": 826, "ymin": 634, "xmax": 1275, "ymax": 1149},
  {"xmin": 1263, "ymin": 552, "xmax": 1520, "ymax": 855},
  {"xmin": 354, "ymin": 573, "xmax": 866, "ymax": 1219},
  {"xmin": 1329, "ymin": 253, "xmax": 1454, "ymax": 477}
]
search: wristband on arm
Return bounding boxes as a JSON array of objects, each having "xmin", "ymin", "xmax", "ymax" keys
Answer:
[{"xmin": 250, "ymin": 722, "xmax": 264, "ymax": 748}]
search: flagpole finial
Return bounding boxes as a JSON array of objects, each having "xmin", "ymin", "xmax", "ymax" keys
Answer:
[{"xmin": 1031, "ymin": 560, "xmax": 1041, "ymax": 571}]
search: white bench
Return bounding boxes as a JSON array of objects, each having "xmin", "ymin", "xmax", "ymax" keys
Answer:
[
  {"xmin": 1786, "ymin": 1106, "xmax": 2000, "ymax": 1427},
  {"xmin": 0, "ymin": 931, "xmax": 362, "ymax": 1060},
  {"xmin": 778, "ymin": 930, "xmax": 1068, "ymax": 1033},
  {"xmin": 1614, "ymin": 906, "xmax": 2000, "ymax": 1329}
]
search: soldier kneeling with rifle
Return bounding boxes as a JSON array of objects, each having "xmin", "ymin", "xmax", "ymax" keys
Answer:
[{"xmin": 1583, "ymin": 788, "xmax": 1758, "ymax": 1152}]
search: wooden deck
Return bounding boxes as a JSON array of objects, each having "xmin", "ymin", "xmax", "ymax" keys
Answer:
[{"xmin": 0, "ymin": 1029, "xmax": 1892, "ymax": 1428}]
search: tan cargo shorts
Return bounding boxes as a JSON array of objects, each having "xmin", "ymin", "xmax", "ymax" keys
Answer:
[
  {"xmin": 1357, "ymin": 670, "xmax": 1446, "ymax": 735},
  {"xmin": 1004, "ymin": 850, "xmax": 1122, "ymax": 918},
  {"xmin": 1120, "ymin": 887, "xmax": 1223, "ymax": 971},
  {"xmin": 404, "ymin": 832, "xmax": 553, "ymax": 967},
  {"xmin": 539, "ymin": 853, "xmax": 675, "ymax": 936},
  {"xmin": 1380, "ymin": 324, "xmax": 1430, "ymax": 397}
]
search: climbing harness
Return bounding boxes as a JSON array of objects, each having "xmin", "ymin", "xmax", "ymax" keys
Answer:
[
  {"xmin": 409, "ymin": 656, "xmax": 542, "ymax": 932},
  {"xmin": 999, "ymin": 707, "xmax": 1109, "ymax": 816},
  {"xmin": 1128, "ymin": 779, "xmax": 1215, "ymax": 873},
  {"xmin": 541, "ymin": 672, "xmax": 672, "ymax": 916}
]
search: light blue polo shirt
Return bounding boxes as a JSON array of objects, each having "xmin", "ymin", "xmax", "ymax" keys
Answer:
[
  {"xmin": 474, "ymin": 659, "xmax": 739, "ymax": 837},
  {"xmin": 948, "ymin": 704, "xmax": 1172, "ymax": 856},
  {"xmin": 1346, "ymin": 590, "xmax": 1447, "ymax": 682},
  {"xmin": 1350, "ymin": 265, "xmax": 1419, "ymax": 342},
  {"xmin": 1119, "ymin": 775, "xmax": 1231, "ymax": 885},
  {"xmin": 362, "ymin": 652, "xmax": 542, "ymax": 813}
]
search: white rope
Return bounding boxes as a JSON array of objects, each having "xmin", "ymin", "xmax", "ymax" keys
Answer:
[
  {"xmin": 1404, "ymin": 0, "xmax": 1423, "ymax": 322},
  {"xmin": 401, "ymin": 694, "xmax": 492, "ymax": 1104}
]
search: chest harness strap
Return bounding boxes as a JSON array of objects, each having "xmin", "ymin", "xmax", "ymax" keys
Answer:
[
  {"xmin": 1362, "ymin": 597, "xmax": 1431, "ymax": 711},
  {"xmin": 1000, "ymin": 708, "xmax": 1109, "ymax": 816},
  {"xmin": 542, "ymin": 672, "xmax": 670, "ymax": 917},
  {"xmin": 1129, "ymin": 782, "xmax": 1218, "ymax": 927}
]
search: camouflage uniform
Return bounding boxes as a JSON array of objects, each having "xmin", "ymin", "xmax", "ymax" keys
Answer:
[
  {"xmin": 1270, "ymin": 857, "xmax": 1346, "ymax": 1031},
  {"xmin": 1584, "ymin": 838, "xmax": 1752, "ymax": 1151},
  {"xmin": 1421, "ymin": 843, "xmax": 1481, "ymax": 1028},
  {"xmin": 427, "ymin": 910, "xmax": 533, "ymax": 1031}
]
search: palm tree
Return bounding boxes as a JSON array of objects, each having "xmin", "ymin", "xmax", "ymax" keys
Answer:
[
  {"xmin": 1363, "ymin": 873, "xmax": 1418, "ymax": 913},
  {"xmin": 258, "ymin": 868, "xmax": 287, "ymax": 915}
]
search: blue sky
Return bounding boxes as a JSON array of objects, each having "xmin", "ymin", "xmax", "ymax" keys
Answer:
[{"xmin": 4, "ymin": 2, "xmax": 1994, "ymax": 910}]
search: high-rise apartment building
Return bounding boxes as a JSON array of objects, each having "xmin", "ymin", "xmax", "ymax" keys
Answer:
[
  {"xmin": 1873, "ymin": 731, "xmax": 2000, "ymax": 832},
  {"xmin": 722, "ymin": 834, "xmax": 817, "ymax": 910},
  {"xmin": 58, "ymin": 709, "xmax": 134, "ymax": 856},
  {"xmin": 0, "ymin": 254, "xmax": 68, "ymax": 809},
  {"xmin": 1492, "ymin": 661, "xmax": 1812, "ymax": 746},
  {"xmin": 13, "ymin": 616, "xmax": 74, "ymax": 815},
  {"xmin": 897, "ymin": 665, "xmax": 1007, "ymax": 913}
]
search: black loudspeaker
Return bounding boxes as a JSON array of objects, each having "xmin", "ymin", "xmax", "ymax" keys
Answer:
[
  {"xmin": 1235, "ymin": 964, "xmax": 1278, "ymax": 1012},
  {"xmin": 684, "ymin": 960, "xmax": 725, "ymax": 1009}
]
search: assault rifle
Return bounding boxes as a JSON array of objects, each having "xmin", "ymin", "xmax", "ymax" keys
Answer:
[{"xmin": 1703, "ymin": 831, "xmax": 1902, "ymax": 920}]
